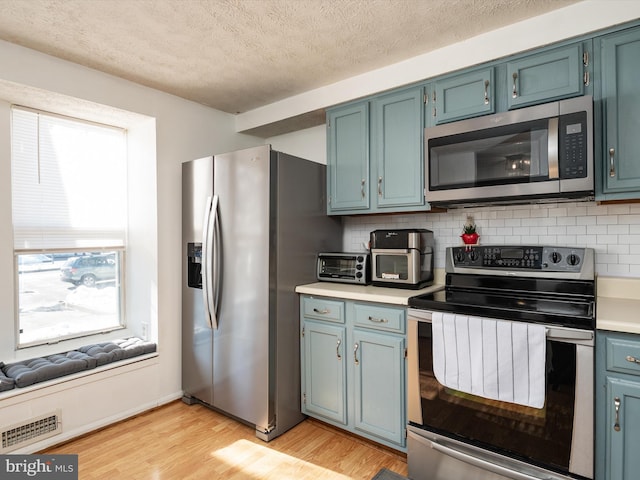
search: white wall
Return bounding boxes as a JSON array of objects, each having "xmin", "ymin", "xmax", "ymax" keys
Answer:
[{"xmin": 0, "ymin": 39, "xmax": 262, "ymax": 450}]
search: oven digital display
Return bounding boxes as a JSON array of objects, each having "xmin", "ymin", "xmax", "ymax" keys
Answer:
[{"xmin": 500, "ymin": 248, "xmax": 524, "ymax": 259}]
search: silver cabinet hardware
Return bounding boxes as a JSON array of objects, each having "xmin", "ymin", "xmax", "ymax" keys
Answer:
[
  {"xmin": 584, "ymin": 70, "xmax": 590, "ymax": 86},
  {"xmin": 512, "ymin": 72, "xmax": 518, "ymax": 98},
  {"xmin": 614, "ymin": 396, "xmax": 621, "ymax": 431},
  {"xmin": 626, "ymin": 355, "xmax": 640, "ymax": 365},
  {"xmin": 313, "ymin": 308, "xmax": 330, "ymax": 314},
  {"xmin": 354, "ymin": 343, "xmax": 359, "ymax": 365},
  {"xmin": 583, "ymin": 51, "xmax": 589, "ymax": 66},
  {"xmin": 484, "ymin": 80, "xmax": 490, "ymax": 105},
  {"xmin": 368, "ymin": 315, "xmax": 388, "ymax": 323},
  {"xmin": 609, "ymin": 148, "xmax": 616, "ymax": 178},
  {"xmin": 378, "ymin": 176, "xmax": 383, "ymax": 197},
  {"xmin": 336, "ymin": 339, "xmax": 342, "ymax": 360},
  {"xmin": 361, "ymin": 178, "xmax": 366, "ymax": 199}
]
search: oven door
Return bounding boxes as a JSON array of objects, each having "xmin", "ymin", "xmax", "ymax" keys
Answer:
[{"xmin": 407, "ymin": 308, "xmax": 593, "ymax": 480}]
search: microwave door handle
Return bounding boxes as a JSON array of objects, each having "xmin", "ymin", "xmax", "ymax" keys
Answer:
[
  {"xmin": 201, "ymin": 196, "xmax": 215, "ymax": 329},
  {"xmin": 548, "ymin": 117, "xmax": 559, "ymax": 179}
]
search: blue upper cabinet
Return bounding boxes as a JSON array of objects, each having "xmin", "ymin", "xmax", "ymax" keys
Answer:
[
  {"xmin": 327, "ymin": 86, "xmax": 425, "ymax": 215},
  {"xmin": 327, "ymin": 102, "xmax": 370, "ymax": 212},
  {"xmin": 598, "ymin": 27, "xmax": 640, "ymax": 197},
  {"xmin": 507, "ymin": 43, "xmax": 585, "ymax": 109},
  {"xmin": 371, "ymin": 87, "xmax": 424, "ymax": 209},
  {"xmin": 433, "ymin": 67, "xmax": 495, "ymax": 124}
]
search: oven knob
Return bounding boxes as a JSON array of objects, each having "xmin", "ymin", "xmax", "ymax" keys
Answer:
[
  {"xmin": 468, "ymin": 250, "xmax": 478, "ymax": 261},
  {"xmin": 550, "ymin": 251, "xmax": 562, "ymax": 264},
  {"xmin": 356, "ymin": 264, "xmax": 363, "ymax": 270},
  {"xmin": 567, "ymin": 253, "xmax": 581, "ymax": 266},
  {"xmin": 455, "ymin": 250, "xmax": 466, "ymax": 263},
  {"xmin": 356, "ymin": 272, "xmax": 363, "ymax": 278}
]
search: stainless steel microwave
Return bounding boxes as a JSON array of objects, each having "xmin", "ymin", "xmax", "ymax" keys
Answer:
[{"xmin": 424, "ymin": 95, "xmax": 593, "ymax": 207}]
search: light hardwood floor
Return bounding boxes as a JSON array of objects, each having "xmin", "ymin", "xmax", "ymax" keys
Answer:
[{"xmin": 43, "ymin": 400, "xmax": 408, "ymax": 479}]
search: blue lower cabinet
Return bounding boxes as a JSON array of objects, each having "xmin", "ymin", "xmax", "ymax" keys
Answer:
[
  {"xmin": 605, "ymin": 378, "xmax": 640, "ymax": 480},
  {"xmin": 353, "ymin": 329, "xmax": 405, "ymax": 445},
  {"xmin": 596, "ymin": 331, "xmax": 640, "ymax": 480},
  {"xmin": 300, "ymin": 296, "xmax": 407, "ymax": 451},
  {"xmin": 301, "ymin": 320, "xmax": 346, "ymax": 425}
]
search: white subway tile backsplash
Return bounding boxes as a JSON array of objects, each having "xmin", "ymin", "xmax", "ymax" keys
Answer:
[
  {"xmin": 597, "ymin": 215, "xmax": 619, "ymax": 225},
  {"xmin": 619, "ymin": 254, "xmax": 640, "ymax": 264},
  {"xmin": 608, "ymin": 225, "xmax": 630, "ymax": 235},
  {"xmin": 341, "ymin": 201, "xmax": 640, "ymax": 277}
]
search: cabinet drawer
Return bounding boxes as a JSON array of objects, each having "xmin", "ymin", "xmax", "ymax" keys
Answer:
[
  {"xmin": 606, "ymin": 335, "xmax": 640, "ymax": 376},
  {"xmin": 353, "ymin": 303, "xmax": 405, "ymax": 333},
  {"xmin": 302, "ymin": 297, "xmax": 345, "ymax": 323}
]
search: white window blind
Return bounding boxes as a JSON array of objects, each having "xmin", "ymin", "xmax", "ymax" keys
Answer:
[{"xmin": 11, "ymin": 107, "xmax": 128, "ymax": 250}]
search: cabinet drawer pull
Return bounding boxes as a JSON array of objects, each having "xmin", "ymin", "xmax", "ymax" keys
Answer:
[
  {"xmin": 354, "ymin": 343, "xmax": 359, "ymax": 366},
  {"xmin": 512, "ymin": 72, "xmax": 518, "ymax": 98},
  {"xmin": 336, "ymin": 339, "xmax": 342, "ymax": 360},
  {"xmin": 378, "ymin": 177, "xmax": 383, "ymax": 197},
  {"xmin": 361, "ymin": 178, "xmax": 366, "ymax": 199},
  {"xmin": 609, "ymin": 148, "xmax": 616, "ymax": 178},
  {"xmin": 614, "ymin": 397, "xmax": 621, "ymax": 432},
  {"xmin": 483, "ymin": 80, "xmax": 490, "ymax": 105},
  {"xmin": 626, "ymin": 355, "xmax": 640, "ymax": 365},
  {"xmin": 368, "ymin": 315, "xmax": 388, "ymax": 324},
  {"xmin": 313, "ymin": 308, "xmax": 330, "ymax": 315}
]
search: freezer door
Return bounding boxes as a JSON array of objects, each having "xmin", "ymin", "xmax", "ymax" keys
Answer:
[
  {"xmin": 212, "ymin": 145, "xmax": 273, "ymax": 432},
  {"xmin": 182, "ymin": 157, "xmax": 214, "ymax": 405}
]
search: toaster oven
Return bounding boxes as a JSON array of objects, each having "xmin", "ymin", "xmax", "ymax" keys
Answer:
[{"xmin": 316, "ymin": 253, "xmax": 370, "ymax": 285}]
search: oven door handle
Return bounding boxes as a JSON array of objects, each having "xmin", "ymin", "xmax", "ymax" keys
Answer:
[{"xmin": 430, "ymin": 440, "xmax": 557, "ymax": 480}]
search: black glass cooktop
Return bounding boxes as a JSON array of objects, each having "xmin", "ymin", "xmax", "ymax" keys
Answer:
[{"xmin": 409, "ymin": 273, "xmax": 595, "ymax": 330}]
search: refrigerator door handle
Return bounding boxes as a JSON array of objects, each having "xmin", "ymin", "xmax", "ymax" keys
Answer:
[
  {"xmin": 211, "ymin": 194, "xmax": 221, "ymax": 328},
  {"xmin": 202, "ymin": 195, "xmax": 217, "ymax": 329}
]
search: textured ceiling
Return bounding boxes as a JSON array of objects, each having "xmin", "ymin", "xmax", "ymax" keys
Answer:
[{"xmin": 0, "ymin": 0, "xmax": 581, "ymax": 117}]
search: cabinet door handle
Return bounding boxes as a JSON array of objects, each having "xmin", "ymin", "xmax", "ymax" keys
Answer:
[
  {"xmin": 609, "ymin": 148, "xmax": 616, "ymax": 178},
  {"xmin": 484, "ymin": 80, "xmax": 490, "ymax": 105},
  {"xmin": 354, "ymin": 343, "xmax": 359, "ymax": 366},
  {"xmin": 378, "ymin": 176, "xmax": 383, "ymax": 197},
  {"xmin": 512, "ymin": 72, "xmax": 518, "ymax": 98},
  {"xmin": 313, "ymin": 308, "xmax": 330, "ymax": 314},
  {"xmin": 368, "ymin": 315, "xmax": 388, "ymax": 324},
  {"xmin": 614, "ymin": 397, "xmax": 621, "ymax": 431},
  {"xmin": 336, "ymin": 339, "xmax": 342, "ymax": 360},
  {"xmin": 626, "ymin": 355, "xmax": 640, "ymax": 365},
  {"xmin": 361, "ymin": 178, "xmax": 366, "ymax": 199}
]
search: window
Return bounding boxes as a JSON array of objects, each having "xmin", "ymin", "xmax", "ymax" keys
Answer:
[{"xmin": 11, "ymin": 107, "xmax": 128, "ymax": 347}]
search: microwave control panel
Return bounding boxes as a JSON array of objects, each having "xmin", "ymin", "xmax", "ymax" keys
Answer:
[
  {"xmin": 450, "ymin": 246, "xmax": 587, "ymax": 272},
  {"xmin": 559, "ymin": 111, "xmax": 588, "ymax": 179}
]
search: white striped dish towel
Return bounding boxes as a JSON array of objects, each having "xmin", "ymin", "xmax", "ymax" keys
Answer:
[{"xmin": 431, "ymin": 312, "xmax": 547, "ymax": 409}]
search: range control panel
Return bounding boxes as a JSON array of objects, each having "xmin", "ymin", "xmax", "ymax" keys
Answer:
[{"xmin": 450, "ymin": 246, "xmax": 588, "ymax": 273}]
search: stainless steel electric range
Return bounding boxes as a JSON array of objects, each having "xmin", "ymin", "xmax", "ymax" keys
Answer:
[{"xmin": 406, "ymin": 245, "xmax": 595, "ymax": 480}]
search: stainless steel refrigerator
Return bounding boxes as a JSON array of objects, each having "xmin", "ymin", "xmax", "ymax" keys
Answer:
[{"xmin": 181, "ymin": 145, "xmax": 342, "ymax": 441}]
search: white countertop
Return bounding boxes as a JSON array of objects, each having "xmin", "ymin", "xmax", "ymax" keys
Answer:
[
  {"xmin": 295, "ymin": 282, "xmax": 444, "ymax": 306},
  {"xmin": 597, "ymin": 276, "xmax": 640, "ymax": 335}
]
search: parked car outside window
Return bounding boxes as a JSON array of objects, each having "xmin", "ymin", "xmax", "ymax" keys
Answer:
[
  {"xmin": 60, "ymin": 253, "xmax": 117, "ymax": 287},
  {"xmin": 17, "ymin": 254, "xmax": 54, "ymax": 273}
]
